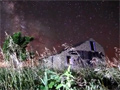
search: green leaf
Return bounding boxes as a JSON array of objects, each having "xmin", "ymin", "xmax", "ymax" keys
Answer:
[
  {"xmin": 48, "ymin": 81, "xmax": 54, "ymax": 88},
  {"xmin": 40, "ymin": 85, "xmax": 46, "ymax": 90},
  {"xmin": 56, "ymin": 84, "xmax": 64, "ymax": 89}
]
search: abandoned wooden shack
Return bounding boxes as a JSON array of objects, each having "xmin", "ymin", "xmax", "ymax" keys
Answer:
[{"xmin": 43, "ymin": 38, "xmax": 106, "ymax": 71}]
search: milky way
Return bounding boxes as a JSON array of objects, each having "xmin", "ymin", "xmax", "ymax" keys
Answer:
[{"xmin": 0, "ymin": 1, "xmax": 119, "ymax": 59}]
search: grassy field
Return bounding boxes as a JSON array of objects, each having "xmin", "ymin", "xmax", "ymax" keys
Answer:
[{"xmin": 0, "ymin": 66, "xmax": 120, "ymax": 90}]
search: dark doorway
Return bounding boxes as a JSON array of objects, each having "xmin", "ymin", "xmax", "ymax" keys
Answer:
[{"xmin": 67, "ymin": 56, "xmax": 71, "ymax": 64}]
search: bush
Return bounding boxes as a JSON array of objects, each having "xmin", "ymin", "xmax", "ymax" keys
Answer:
[{"xmin": 2, "ymin": 32, "xmax": 34, "ymax": 61}]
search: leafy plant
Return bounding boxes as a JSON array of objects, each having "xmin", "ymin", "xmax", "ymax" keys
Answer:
[
  {"xmin": 39, "ymin": 69, "xmax": 60, "ymax": 90},
  {"xmin": 56, "ymin": 65, "xmax": 75, "ymax": 90},
  {"xmin": 2, "ymin": 32, "xmax": 34, "ymax": 61},
  {"xmin": 39, "ymin": 65, "xmax": 75, "ymax": 90}
]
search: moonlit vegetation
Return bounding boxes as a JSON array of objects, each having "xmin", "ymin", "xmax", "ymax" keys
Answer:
[{"xmin": 0, "ymin": 1, "xmax": 119, "ymax": 90}]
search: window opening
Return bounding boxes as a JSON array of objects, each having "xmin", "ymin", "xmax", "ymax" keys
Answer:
[
  {"xmin": 90, "ymin": 41, "xmax": 96, "ymax": 51},
  {"xmin": 67, "ymin": 56, "xmax": 71, "ymax": 64}
]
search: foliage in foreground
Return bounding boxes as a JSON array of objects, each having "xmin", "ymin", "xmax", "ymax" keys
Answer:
[{"xmin": 0, "ymin": 66, "xmax": 120, "ymax": 90}]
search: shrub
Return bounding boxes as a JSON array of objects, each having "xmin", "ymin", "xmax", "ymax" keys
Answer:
[{"xmin": 2, "ymin": 32, "xmax": 34, "ymax": 61}]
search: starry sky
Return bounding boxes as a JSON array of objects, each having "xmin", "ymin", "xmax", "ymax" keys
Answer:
[{"xmin": 0, "ymin": 1, "xmax": 119, "ymax": 59}]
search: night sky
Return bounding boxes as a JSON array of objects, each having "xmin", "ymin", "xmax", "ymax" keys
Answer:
[{"xmin": 0, "ymin": 1, "xmax": 119, "ymax": 59}]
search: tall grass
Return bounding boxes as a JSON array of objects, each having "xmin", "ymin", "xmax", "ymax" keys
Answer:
[
  {"xmin": 0, "ymin": 66, "xmax": 120, "ymax": 90},
  {"xmin": 0, "ymin": 67, "xmax": 43, "ymax": 90}
]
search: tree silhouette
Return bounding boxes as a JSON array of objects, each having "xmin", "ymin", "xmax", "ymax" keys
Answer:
[{"xmin": 3, "ymin": 32, "xmax": 34, "ymax": 61}]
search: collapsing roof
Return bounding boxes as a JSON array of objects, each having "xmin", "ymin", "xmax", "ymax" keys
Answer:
[{"xmin": 42, "ymin": 38, "xmax": 106, "ymax": 71}]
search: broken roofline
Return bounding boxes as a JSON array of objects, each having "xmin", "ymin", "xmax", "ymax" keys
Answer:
[{"xmin": 58, "ymin": 38, "xmax": 98, "ymax": 54}]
